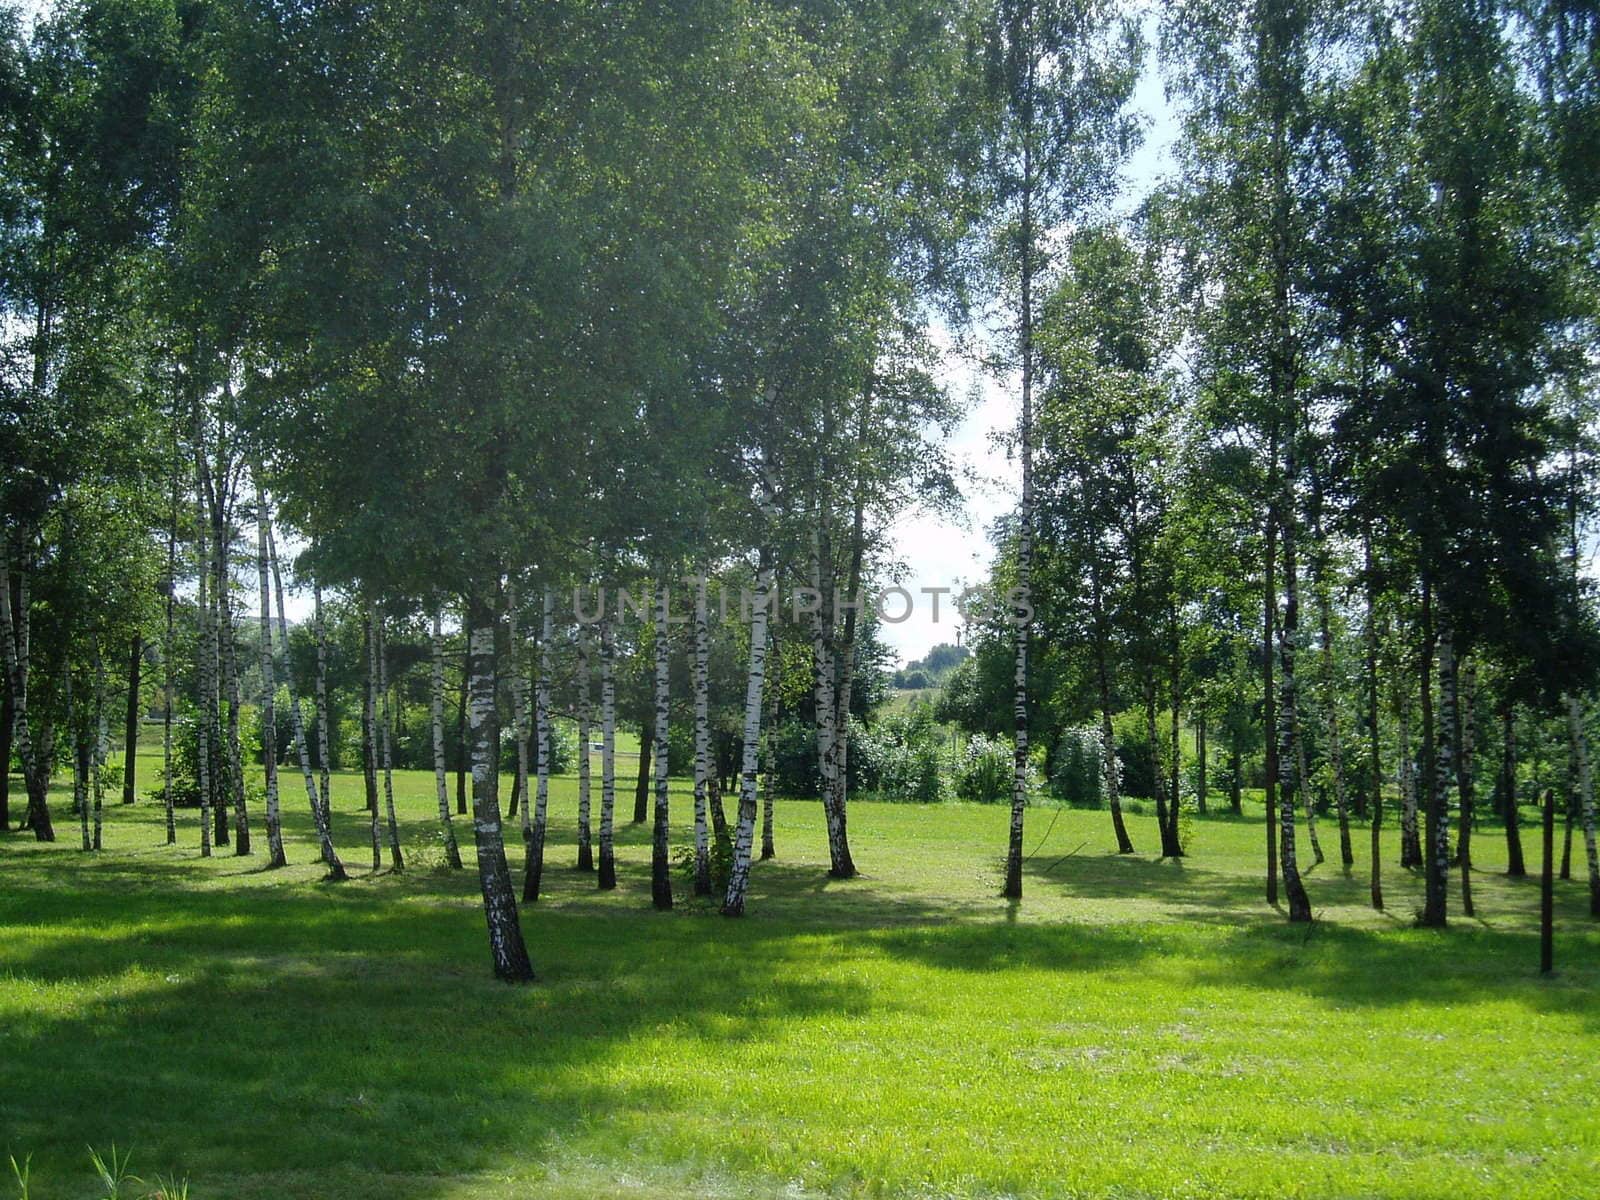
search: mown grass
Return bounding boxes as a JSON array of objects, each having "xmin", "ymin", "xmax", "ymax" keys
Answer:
[{"xmin": 1, "ymin": 749, "xmax": 1596, "ymax": 1199}]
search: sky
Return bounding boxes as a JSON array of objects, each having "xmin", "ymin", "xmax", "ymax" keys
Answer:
[{"xmin": 881, "ymin": 17, "xmax": 1177, "ymax": 665}]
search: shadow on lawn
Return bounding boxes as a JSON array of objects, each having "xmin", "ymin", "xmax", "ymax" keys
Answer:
[{"xmin": 0, "ymin": 850, "xmax": 888, "ymax": 1200}]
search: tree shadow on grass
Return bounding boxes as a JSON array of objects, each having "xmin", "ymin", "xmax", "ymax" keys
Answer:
[{"xmin": 0, "ymin": 854, "xmax": 884, "ymax": 1200}]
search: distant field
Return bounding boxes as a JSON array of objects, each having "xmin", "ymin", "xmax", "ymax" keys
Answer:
[{"xmin": 1, "ymin": 749, "xmax": 1596, "ymax": 1199}]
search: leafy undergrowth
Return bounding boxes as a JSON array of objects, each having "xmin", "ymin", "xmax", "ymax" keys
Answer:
[{"xmin": 1, "ymin": 756, "xmax": 1596, "ymax": 1199}]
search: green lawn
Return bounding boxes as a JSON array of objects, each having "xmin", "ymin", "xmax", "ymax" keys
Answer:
[{"xmin": 1, "ymin": 752, "xmax": 1597, "ymax": 1199}]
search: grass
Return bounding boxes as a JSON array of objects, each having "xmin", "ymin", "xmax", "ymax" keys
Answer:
[{"xmin": 1, "ymin": 750, "xmax": 1597, "ymax": 1199}]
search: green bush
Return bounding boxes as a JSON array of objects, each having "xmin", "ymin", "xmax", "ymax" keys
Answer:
[
  {"xmin": 1050, "ymin": 727, "xmax": 1106, "ymax": 807},
  {"xmin": 671, "ymin": 825, "xmax": 734, "ymax": 896},
  {"xmin": 954, "ymin": 733, "xmax": 1013, "ymax": 804},
  {"xmin": 853, "ymin": 705, "xmax": 948, "ymax": 803}
]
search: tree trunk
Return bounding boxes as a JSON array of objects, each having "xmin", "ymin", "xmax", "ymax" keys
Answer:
[
  {"xmin": 760, "ymin": 683, "xmax": 776, "ymax": 860},
  {"xmin": 724, "ymin": 547, "xmax": 774, "ymax": 917},
  {"xmin": 1262, "ymin": 500, "xmax": 1277, "ymax": 903},
  {"xmin": 1315, "ymin": 584, "xmax": 1353, "ymax": 869},
  {"xmin": 1297, "ymin": 707, "xmax": 1323, "ymax": 867},
  {"xmin": 1398, "ymin": 684, "xmax": 1420, "ymax": 869},
  {"xmin": 1, "ymin": 671, "xmax": 11, "ymax": 831},
  {"xmin": 1146, "ymin": 683, "xmax": 1169, "ymax": 851},
  {"xmin": 1540, "ymin": 788, "xmax": 1555, "ymax": 974},
  {"xmin": 633, "ymin": 721, "xmax": 651, "ymax": 825},
  {"xmin": 692, "ymin": 573, "xmax": 712, "ymax": 895},
  {"xmin": 1094, "ymin": 563, "xmax": 1132, "ymax": 857},
  {"xmin": 92, "ymin": 646, "xmax": 106, "ymax": 850},
  {"xmin": 269, "ymin": 530, "xmax": 345, "ymax": 879},
  {"xmin": 1196, "ymin": 710, "xmax": 1207, "ymax": 816},
  {"xmin": 509, "ymin": 590, "xmax": 532, "ymax": 865},
  {"xmin": 0, "ymin": 560, "xmax": 29, "ymax": 837},
  {"xmin": 524, "ymin": 589, "xmax": 552, "ymax": 902},
  {"xmin": 160, "ymin": 449, "xmax": 178, "ymax": 842},
  {"xmin": 651, "ymin": 580, "xmax": 673, "ymax": 910},
  {"xmin": 361, "ymin": 615, "xmax": 379, "ymax": 825},
  {"xmin": 193, "ymin": 466, "xmax": 214, "ymax": 858},
  {"xmin": 1229, "ymin": 738, "xmax": 1243, "ymax": 816},
  {"xmin": 1364, "ymin": 528, "xmax": 1382, "ymax": 911},
  {"xmin": 1276, "ymin": 504, "xmax": 1312, "ymax": 923},
  {"xmin": 376, "ymin": 614, "xmax": 404, "ymax": 871},
  {"xmin": 456, "ymin": 661, "xmax": 468, "ymax": 816},
  {"xmin": 1453, "ymin": 653, "xmax": 1476, "ymax": 916},
  {"xmin": 465, "ymin": 593, "xmax": 535, "ymax": 983},
  {"xmin": 72, "ymin": 671, "xmax": 89, "ymax": 851},
  {"xmin": 1419, "ymin": 587, "xmax": 1447, "ymax": 927},
  {"xmin": 576, "ymin": 627, "xmax": 593, "ymax": 872},
  {"xmin": 364, "ymin": 607, "xmax": 383, "ymax": 870},
  {"xmin": 1163, "ymin": 612, "xmax": 1184, "ymax": 858},
  {"xmin": 255, "ymin": 486, "xmax": 287, "ymax": 868},
  {"xmin": 430, "ymin": 611, "xmax": 464, "ymax": 869},
  {"xmin": 1502, "ymin": 702, "xmax": 1524, "ymax": 877},
  {"xmin": 212, "ymin": 490, "xmax": 249, "ymax": 855},
  {"xmin": 810, "ymin": 523, "xmax": 852, "ymax": 878},
  {"xmin": 121, "ymin": 634, "xmax": 141, "ymax": 805},
  {"xmin": 314, "ymin": 584, "xmax": 335, "ymax": 842},
  {"xmin": 1567, "ymin": 694, "xmax": 1600, "ymax": 918},
  {"xmin": 1004, "ymin": 131, "xmax": 1036, "ymax": 904},
  {"xmin": 598, "ymin": 617, "xmax": 618, "ymax": 890}
]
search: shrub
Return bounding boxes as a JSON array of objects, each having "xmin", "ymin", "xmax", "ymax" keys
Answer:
[
  {"xmin": 854, "ymin": 705, "xmax": 948, "ymax": 803},
  {"xmin": 671, "ymin": 825, "xmax": 734, "ymax": 896},
  {"xmin": 954, "ymin": 733, "xmax": 1013, "ymax": 804},
  {"xmin": 1050, "ymin": 726, "xmax": 1106, "ymax": 807}
]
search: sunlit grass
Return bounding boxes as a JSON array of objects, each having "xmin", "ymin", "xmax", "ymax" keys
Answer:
[{"xmin": 1, "ymin": 748, "xmax": 1596, "ymax": 1199}]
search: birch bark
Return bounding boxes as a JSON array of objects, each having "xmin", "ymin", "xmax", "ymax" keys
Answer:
[
  {"xmin": 431, "ymin": 611, "xmax": 464, "ymax": 869},
  {"xmin": 466, "ymin": 597, "xmax": 534, "ymax": 982},
  {"xmin": 256, "ymin": 487, "xmax": 287, "ymax": 867},
  {"xmin": 651, "ymin": 580, "xmax": 673, "ymax": 910},
  {"xmin": 523, "ymin": 588, "xmax": 552, "ymax": 901},
  {"xmin": 267, "ymin": 528, "xmax": 345, "ymax": 878},
  {"xmin": 376, "ymin": 614, "xmax": 404, "ymax": 870},
  {"xmin": 598, "ymin": 616, "xmax": 618, "ymax": 890},
  {"xmin": 576, "ymin": 628, "xmax": 593, "ymax": 871},
  {"xmin": 723, "ymin": 548, "xmax": 774, "ymax": 917},
  {"xmin": 692, "ymin": 573, "xmax": 712, "ymax": 895}
]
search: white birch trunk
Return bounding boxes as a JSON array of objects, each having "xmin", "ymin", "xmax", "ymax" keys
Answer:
[
  {"xmin": 256, "ymin": 485, "xmax": 287, "ymax": 867},
  {"xmin": 724, "ymin": 546, "xmax": 774, "ymax": 917},
  {"xmin": 364, "ymin": 605, "xmax": 383, "ymax": 870},
  {"xmin": 1277, "ymin": 512, "xmax": 1312, "ymax": 921},
  {"xmin": 809, "ymin": 526, "xmax": 843, "ymax": 868},
  {"xmin": 92, "ymin": 643, "xmax": 106, "ymax": 851},
  {"xmin": 376, "ymin": 614, "xmax": 404, "ymax": 870},
  {"xmin": 0, "ymin": 558, "xmax": 52, "ymax": 841},
  {"xmin": 509, "ymin": 588, "xmax": 530, "ymax": 838},
  {"xmin": 1434, "ymin": 632, "xmax": 1459, "ymax": 915},
  {"xmin": 1297, "ymin": 708, "xmax": 1324, "ymax": 866},
  {"xmin": 760, "ymin": 682, "xmax": 776, "ymax": 861},
  {"xmin": 70, "ymin": 669, "xmax": 89, "ymax": 850},
  {"xmin": 1399, "ymin": 696, "xmax": 1419, "ymax": 868},
  {"xmin": 651, "ymin": 579, "xmax": 673, "ymax": 910},
  {"xmin": 1567, "ymin": 694, "xmax": 1600, "ymax": 918},
  {"xmin": 194, "ymin": 468, "xmax": 214, "ymax": 858},
  {"xmin": 314, "ymin": 584, "xmax": 334, "ymax": 832},
  {"xmin": 692, "ymin": 573, "xmax": 711, "ymax": 894},
  {"xmin": 466, "ymin": 600, "xmax": 534, "ymax": 982},
  {"xmin": 431, "ymin": 611, "xmax": 464, "ymax": 869},
  {"xmin": 267, "ymin": 527, "xmax": 345, "ymax": 879},
  {"xmin": 598, "ymin": 616, "xmax": 617, "ymax": 890},
  {"xmin": 214, "ymin": 506, "xmax": 250, "ymax": 855},
  {"xmin": 576, "ymin": 628, "xmax": 593, "ymax": 871},
  {"xmin": 524, "ymin": 588, "xmax": 552, "ymax": 902}
]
